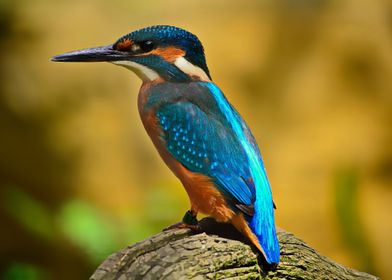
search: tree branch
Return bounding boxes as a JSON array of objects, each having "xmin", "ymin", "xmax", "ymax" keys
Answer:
[{"xmin": 90, "ymin": 218, "xmax": 378, "ymax": 279}]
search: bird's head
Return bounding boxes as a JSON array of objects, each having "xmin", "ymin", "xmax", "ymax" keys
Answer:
[{"xmin": 52, "ymin": 25, "xmax": 211, "ymax": 83}]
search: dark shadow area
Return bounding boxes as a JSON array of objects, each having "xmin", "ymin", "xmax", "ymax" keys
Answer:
[{"xmin": 198, "ymin": 217, "xmax": 277, "ymax": 270}]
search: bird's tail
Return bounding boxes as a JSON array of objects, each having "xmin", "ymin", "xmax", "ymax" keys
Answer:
[
  {"xmin": 232, "ymin": 210, "xmax": 280, "ymax": 265},
  {"xmin": 249, "ymin": 199, "xmax": 280, "ymax": 264},
  {"xmin": 250, "ymin": 216, "xmax": 280, "ymax": 264}
]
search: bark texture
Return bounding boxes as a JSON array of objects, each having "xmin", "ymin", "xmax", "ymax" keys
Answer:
[{"xmin": 90, "ymin": 218, "xmax": 378, "ymax": 280}]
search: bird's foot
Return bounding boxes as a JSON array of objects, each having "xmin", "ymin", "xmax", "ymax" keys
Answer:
[
  {"xmin": 163, "ymin": 210, "xmax": 201, "ymax": 232},
  {"xmin": 163, "ymin": 222, "xmax": 201, "ymax": 231}
]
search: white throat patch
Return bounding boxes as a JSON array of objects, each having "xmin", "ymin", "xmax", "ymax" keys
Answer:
[
  {"xmin": 111, "ymin": 57, "xmax": 210, "ymax": 82},
  {"xmin": 174, "ymin": 57, "xmax": 211, "ymax": 82},
  {"xmin": 111, "ymin": 61, "xmax": 159, "ymax": 82}
]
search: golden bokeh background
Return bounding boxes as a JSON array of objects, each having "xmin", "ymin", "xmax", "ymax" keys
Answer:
[{"xmin": 0, "ymin": 0, "xmax": 391, "ymax": 279}]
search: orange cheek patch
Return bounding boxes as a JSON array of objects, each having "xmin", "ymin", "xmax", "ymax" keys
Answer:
[
  {"xmin": 115, "ymin": 39, "xmax": 134, "ymax": 51},
  {"xmin": 149, "ymin": 47, "xmax": 185, "ymax": 62}
]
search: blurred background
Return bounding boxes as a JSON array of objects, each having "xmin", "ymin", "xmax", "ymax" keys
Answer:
[{"xmin": 0, "ymin": 0, "xmax": 391, "ymax": 279}]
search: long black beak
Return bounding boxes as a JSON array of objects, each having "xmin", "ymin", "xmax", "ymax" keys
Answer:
[{"xmin": 51, "ymin": 45, "xmax": 128, "ymax": 62}]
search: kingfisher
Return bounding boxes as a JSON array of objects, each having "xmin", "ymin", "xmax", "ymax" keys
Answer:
[{"xmin": 52, "ymin": 25, "xmax": 280, "ymax": 265}]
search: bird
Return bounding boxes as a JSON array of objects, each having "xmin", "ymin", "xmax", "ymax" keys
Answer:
[{"xmin": 52, "ymin": 25, "xmax": 280, "ymax": 265}]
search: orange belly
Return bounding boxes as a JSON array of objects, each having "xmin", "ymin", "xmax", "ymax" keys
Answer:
[{"xmin": 173, "ymin": 162, "xmax": 235, "ymax": 222}]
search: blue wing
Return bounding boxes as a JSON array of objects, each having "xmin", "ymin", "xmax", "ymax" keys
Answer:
[
  {"xmin": 158, "ymin": 101, "xmax": 255, "ymax": 206},
  {"xmin": 154, "ymin": 82, "xmax": 280, "ymax": 264}
]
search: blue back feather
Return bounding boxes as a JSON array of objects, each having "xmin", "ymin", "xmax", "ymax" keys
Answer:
[{"xmin": 147, "ymin": 81, "xmax": 280, "ymax": 263}]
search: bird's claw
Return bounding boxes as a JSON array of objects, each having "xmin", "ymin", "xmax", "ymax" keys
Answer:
[
  {"xmin": 163, "ymin": 222, "xmax": 201, "ymax": 232},
  {"xmin": 163, "ymin": 210, "xmax": 201, "ymax": 232}
]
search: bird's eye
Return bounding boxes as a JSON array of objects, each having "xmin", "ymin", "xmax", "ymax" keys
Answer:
[{"xmin": 139, "ymin": 40, "xmax": 155, "ymax": 52}]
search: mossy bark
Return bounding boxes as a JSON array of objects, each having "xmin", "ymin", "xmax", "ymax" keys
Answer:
[{"xmin": 90, "ymin": 218, "xmax": 378, "ymax": 280}]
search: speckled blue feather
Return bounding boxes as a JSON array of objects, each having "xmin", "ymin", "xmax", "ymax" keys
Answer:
[{"xmin": 148, "ymin": 81, "xmax": 280, "ymax": 264}]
